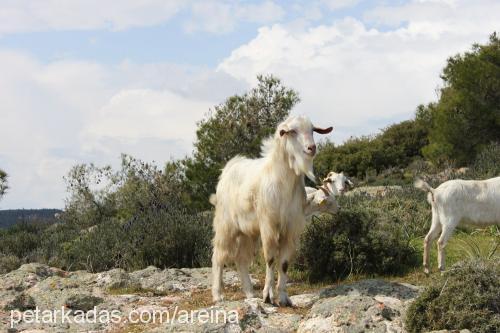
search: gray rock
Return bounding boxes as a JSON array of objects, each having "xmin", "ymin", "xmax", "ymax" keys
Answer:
[
  {"xmin": 298, "ymin": 280, "xmax": 420, "ymax": 333},
  {"xmin": 95, "ymin": 268, "xmax": 131, "ymax": 289},
  {"xmin": 0, "ymin": 264, "xmax": 422, "ymax": 333},
  {"xmin": 289, "ymin": 293, "xmax": 319, "ymax": 308},
  {"xmin": 4, "ymin": 293, "xmax": 36, "ymax": 311},
  {"xmin": 64, "ymin": 294, "xmax": 103, "ymax": 311}
]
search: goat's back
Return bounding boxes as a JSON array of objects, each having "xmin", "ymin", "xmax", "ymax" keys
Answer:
[{"xmin": 434, "ymin": 177, "xmax": 500, "ymax": 225}]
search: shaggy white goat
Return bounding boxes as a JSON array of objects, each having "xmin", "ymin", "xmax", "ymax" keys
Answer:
[
  {"xmin": 303, "ymin": 171, "xmax": 353, "ymax": 216},
  {"xmin": 211, "ymin": 115, "xmax": 332, "ymax": 306},
  {"xmin": 415, "ymin": 177, "xmax": 500, "ymax": 274}
]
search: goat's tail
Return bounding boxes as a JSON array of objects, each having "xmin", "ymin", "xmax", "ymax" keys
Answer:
[
  {"xmin": 414, "ymin": 178, "xmax": 435, "ymax": 202},
  {"xmin": 209, "ymin": 194, "xmax": 217, "ymax": 206}
]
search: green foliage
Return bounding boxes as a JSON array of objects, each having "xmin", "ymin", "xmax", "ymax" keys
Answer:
[
  {"xmin": 296, "ymin": 188, "xmax": 424, "ymax": 281},
  {"xmin": 423, "ymin": 33, "xmax": 500, "ymax": 165},
  {"xmin": 405, "ymin": 259, "xmax": 500, "ymax": 333},
  {"xmin": 0, "ymin": 168, "xmax": 8, "ymax": 200},
  {"xmin": 314, "ymin": 118, "xmax": 428, "ymax": 180},
  {"xmin": 467, "ymin": 141, "xmax": 500, "ymax": 179},
  {"xmin": 57, "ymin": 155, "xmax": 212, "ymax": 272},
  {"xmin": 182, "ymin": 74, "xmax": 299, "ymax": 210},
  {"xmin": 0, "ymin": 253, "xmax": 21, "ymax": 274},
  {"xmin": 0, "ymin": 154, "xmax": 213, "ymax": 273},
  {"xmin": 0, "ymin": 222, "xmax": 47, "ymax": 260},
  {"xmin": 60, "ymin": 208, "xmax": 212, "ymax": 272}
]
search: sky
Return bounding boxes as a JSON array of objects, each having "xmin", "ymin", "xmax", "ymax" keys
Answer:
[{"xmin": 0, "ymin": 0, "xmax": 498, "ymax": 209}]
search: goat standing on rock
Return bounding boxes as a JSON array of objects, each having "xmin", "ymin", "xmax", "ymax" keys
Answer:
[
  {"xmin": 415, "ymin": 176, "xmax": 500, "ymax": 274},
  {"xmin": 211, "ymin": 115, "xmax": 332, "ymax": 306}
]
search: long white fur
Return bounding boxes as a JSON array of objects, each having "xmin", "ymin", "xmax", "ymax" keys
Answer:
[
  {"xmin": 414, "ymin": 176, "xmax": 500, "ymax": 274},
  {"xmin": 211, "ymin": 115, "xmax": 329, "ymax": 306}
]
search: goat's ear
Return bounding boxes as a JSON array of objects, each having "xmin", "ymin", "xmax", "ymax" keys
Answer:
[{"xmin": 313, "ymin": 126, "xmax": 333, "ymax": 134}]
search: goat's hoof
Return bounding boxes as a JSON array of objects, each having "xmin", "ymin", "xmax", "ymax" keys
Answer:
[
  {"xmin": 423, "ymin": 268, "xmax": 430, "ymax": 276},
  {"xmin": 212, "ymin": 295, "xmax": 224, "ymax": 303},
  {"xmin": 244, "ymin": 293, "xmax": 255, "ymax": 299},
  {"xmin": 263, "ymin": 294, "xmax": 273, "ymax": 304},
  {"xmin": 278, "ymin": 296, "xmax": 293, "ymax": 307}
]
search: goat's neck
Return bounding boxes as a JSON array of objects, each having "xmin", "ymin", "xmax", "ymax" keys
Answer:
[{"xmin": 266, "ymin": 140, "xmax": 303, "ymax": 187}]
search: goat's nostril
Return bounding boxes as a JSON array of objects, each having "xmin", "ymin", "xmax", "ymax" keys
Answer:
[{"xmin": 307, "ymin": 145, "xmax": 316, "ymax": 155}]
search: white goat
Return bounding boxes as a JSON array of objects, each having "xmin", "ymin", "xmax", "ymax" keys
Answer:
[
  {"xmin": 322, "ymin": 171, "xmax": 354, "ymax": 196},
  {"xmin": 211, "ymin": 115, "xmax": 332, "ymax": 306},
  {"xmin": 304, "ymin": 171, "xmax": 353, "ymax": 217},
  {"xmin": 414, "ymin": 177, "xmax": 500, "ymax": 274}
]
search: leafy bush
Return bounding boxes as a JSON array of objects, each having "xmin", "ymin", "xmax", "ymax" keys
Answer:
[
  {"xmin": 59, "ymin": 206, "xmax": 213, "ymax": 272},
  {"xmin": 296, "ymin": 204, "xmax": 420, "ymax": 282},
  {"xmin": 0, "ymin": 254, "xmax": 21, "ymax": 274},
  {"xmin": 0, "ymin": 222, "xmax": 45, "ymax": 260},
  {"xmin": 467, "ymin": 141, "xmax": 500, "ymax": 179},
  {"xmin": 422, "ymin": 33, "xmax": 500, "ymax": 166},
  {"xmin": 314, "ymin": 118, "xmax": 428, "ymax": 181},
  {"xmin": 405, "ymin": 259, "xmax": 500, "ymax": 333}
]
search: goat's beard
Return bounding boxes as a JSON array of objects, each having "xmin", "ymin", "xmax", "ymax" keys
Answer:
[{"xmin": 287, "ymin": 151, "xmax": 316, "ymax": 183}]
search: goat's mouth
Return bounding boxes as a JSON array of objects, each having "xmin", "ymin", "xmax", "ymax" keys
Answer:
[{"xmin": 303, "ymin": 150, "xmax": 315, "ymax": 157}]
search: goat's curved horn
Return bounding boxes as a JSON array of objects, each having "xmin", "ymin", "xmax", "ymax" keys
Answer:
[{"xmin": 313, "ymin": 126, "xmax": 333, "ymax": 134}]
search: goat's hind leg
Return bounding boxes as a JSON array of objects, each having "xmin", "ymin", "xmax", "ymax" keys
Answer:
[
  {"xmin": 211, "ymin": 247, "xmax": 225, "ymax": 302},
  {"xmin": 423, "ymin": 208, "xmax": 441, "ymax": 275},
  {"xmin": 437, "ymin": 221, "xmax": 456, "ymax": 273},
  {"xmin": 236, "ymin": 234, "xmax": 256, "ymax": 299}
]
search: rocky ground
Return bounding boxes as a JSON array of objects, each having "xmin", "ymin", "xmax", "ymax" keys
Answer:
[{"xmin": 0, "ymin": 263, "xmax": 469, "ymax": 333}]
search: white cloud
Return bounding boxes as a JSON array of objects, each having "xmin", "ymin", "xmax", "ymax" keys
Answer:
[
  {"xmin": 0, "ymin": 0, "xmax": 186, "ymax": 34},
  {"xmin": 0, "ymin": 0, "xmax": 285, "ymax": 35},
  {"xmin": 0, "ymin": 51, "xmax": 245, "ymax": 209},
  {"xmin": 321, "ymin": 0, "xmax": 361, "ymax": 11},
  {"xmin": 218, "ymin": 1, "xmax": 499, "ymax": 142},
  {"xmin": 82, "ymin": 89, "xmax": 211, "ymax": 155},
  {"xmin": 184, "ymin": 1, "xmax": 285, "ymax": 34}
]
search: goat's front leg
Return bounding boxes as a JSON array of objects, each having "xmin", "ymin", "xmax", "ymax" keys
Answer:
[
  {"xmin": 277, "ymin": 242, "xmax": 293, "ymax": 307},
  {"xmin": 261, "ymin": 229, "xmax": 278, "ymax": 304}
]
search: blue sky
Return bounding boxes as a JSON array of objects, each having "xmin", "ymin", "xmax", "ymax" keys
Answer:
[
  {"xmin": 0, "ymin": 0, "xmax": 498, "ymax": 209},
  {"xmin": 0, "ymin": 0, "xmax": 378, "ymax": 66}
]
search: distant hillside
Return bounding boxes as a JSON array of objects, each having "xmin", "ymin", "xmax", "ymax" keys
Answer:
[{"xmin": 0, "ymin": 209, "xmax": 61, "ymax": 228}]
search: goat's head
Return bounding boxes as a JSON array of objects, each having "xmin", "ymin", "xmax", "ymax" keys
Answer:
[
  {"xmin": 323, "ymin": 171, "xmax": 353, "ymax": 195},
  {"xmin": 308, "ymin": 188, "xmax": 339, "ymax": 214},
  {"xmin": 277, "ymin": 116, "xmax": 332, "ymax": 181}
]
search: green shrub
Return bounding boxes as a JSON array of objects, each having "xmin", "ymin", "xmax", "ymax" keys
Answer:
[
  {"xmin": 0, "ymin": 254, "xmax": 21, "ymax": 274},
  {"xmin": 468, "ymin": 142, "xmax": 500, "ymax": 179},
  {"xmin": 296, "ymin": 205, "xmax": 419, "ymax": 282},
  {"xmin": 59, "ymin": 206, "xmax": 213, "ymax": 272},
  {"xmin": 405, "ymin": 259, "xmax": 500, "ymax": 333}
]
